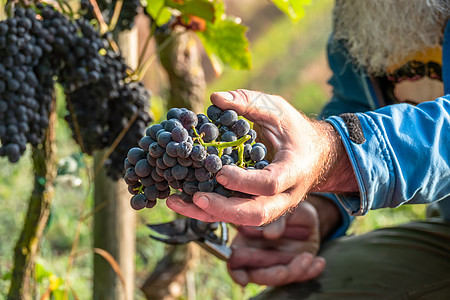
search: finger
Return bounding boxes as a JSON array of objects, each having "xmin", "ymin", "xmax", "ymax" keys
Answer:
[
  {"xmin": 301, "ymin": 256, "xmax": 326, "ymax": 281},
  {"xmin": 193, "ymin": 192, "xmax": 293, "ymax": 226},
  {"xmin": 238, "ymin": 225, "xmax": 311, "ymax": 241},
  {"xmin": 211, "ymin": 89, "xmax": 291, "ymax": 126},
  {"xmin": 216, "ymin": 153, "xmax": 302, "ymax": 196},
  {"xmin": 166, "ymin": 194, "xmax": 219, "ymax": 222},
  {"xmin": 227, "ymin": 267, "xmax": 249, "ymax": 287},
  {"xmin": 246, "ymin": 252, "xmax": 320, "ymax": 286},
  {"xmin": 228, "ymin": 247, "xmax": 296, "ymax": 270}
]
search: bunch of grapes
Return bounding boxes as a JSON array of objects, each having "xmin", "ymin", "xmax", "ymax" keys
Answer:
[
  {"xmin": 0, "ymin": 7, "xmax": 56, "ymax": 162},
  {"xmin": 80, "ymin": 0, "xmax": 141, "ymax": 32},
  {"xmin": 124, "ymin": 105, "xmax": 270, "ymax": 210},
  {"xmin": 65, "ymin": 47, "xmax": 152, "ymax": 179}
]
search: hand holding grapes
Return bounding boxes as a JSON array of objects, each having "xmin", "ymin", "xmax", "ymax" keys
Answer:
[
  {"xmin": 166, "ymin": 89, "xmax": 357, "ymax": 225},
  {"xmin": 227, "ymin": 201, "xmax": 325, "ymax": 286}
]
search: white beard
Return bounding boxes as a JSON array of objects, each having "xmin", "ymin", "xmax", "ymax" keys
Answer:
[{"xmin": 333, "ymin": 0, "xmax": 450, "ymax": 75}]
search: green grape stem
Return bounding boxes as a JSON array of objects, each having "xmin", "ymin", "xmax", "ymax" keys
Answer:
[{"xmin": 191, "ymin": 126, "xmax": 250, "ymax": 163}]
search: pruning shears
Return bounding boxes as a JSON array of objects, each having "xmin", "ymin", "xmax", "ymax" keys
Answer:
[{"xmin": 148, "ymin": 218, "xmax": 232, "ymax": 261}]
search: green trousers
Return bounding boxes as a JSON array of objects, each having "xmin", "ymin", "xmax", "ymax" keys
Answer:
[{"xmin": 253, "ymin": 220, "xmax": 450, "ymax": 300}]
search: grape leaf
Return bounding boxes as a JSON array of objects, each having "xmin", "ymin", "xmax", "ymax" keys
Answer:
[
  {"xmin": 197, "ymin": 19, "xmax": 251, "ymax": 70},
  {"xmin": 271, "ymin": 0, "xmax": 311, "ymax": 22},
  {"xmin": 166, "ymin": 0, "xmax": 215, "ymax": 23},
  {"xmin": 145, "ymin": 0, "xmax": 172, "ymax": 26}
]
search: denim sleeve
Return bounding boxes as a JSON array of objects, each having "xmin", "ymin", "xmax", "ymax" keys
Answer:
[{"xmin": 326, "ymin": 96, "xmax": 450, "ymax": 216}]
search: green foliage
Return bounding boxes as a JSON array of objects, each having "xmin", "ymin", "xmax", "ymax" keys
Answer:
[
  {"xmin": 143, "ymin": 0, "xmax": 252, "ymax": 70},
  {"xmin": 271, "ymin": 0, "xmax": 312, "ymax": 22},
  {"xmin": 144, "ymin": 0, "xmax": 171, "ymax": 26},
  {"xmin": 198, "ymin": 18, "xmax": 252, "ymax": 70}
]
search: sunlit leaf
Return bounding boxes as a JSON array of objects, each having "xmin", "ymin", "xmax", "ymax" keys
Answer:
[
  {"xmin": 35, "ymin": 263, "xmax": 52, "ymax": 283},
  {"xmin": 166, "ymin": 0, "xmax": 215, "ymax": 23},
  {"xmin": 197, "ymin": 19, "xmax": 252, "ymax": 70},
  {"xmin": 145, "ymin": 0, "xmax": 172, "ymax": 26}
]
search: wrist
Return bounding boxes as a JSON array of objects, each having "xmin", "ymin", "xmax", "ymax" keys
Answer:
[{"xmin": 310, "ymin": 121, "xmax": 358, "ymax": 193}]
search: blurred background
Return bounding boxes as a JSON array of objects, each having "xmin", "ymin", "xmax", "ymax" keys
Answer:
[{"xmin": 0, "ymin": 0, "xmax": 426, "ymax": 299}]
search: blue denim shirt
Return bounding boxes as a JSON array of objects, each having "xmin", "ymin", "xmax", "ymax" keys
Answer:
[{"xmin": 319, "ymin": 21, "xmax": 450, "ymax": 237}]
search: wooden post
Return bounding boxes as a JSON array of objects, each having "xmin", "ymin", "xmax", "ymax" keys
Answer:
[
  {"xmin": 8, "ymin": 95, "xmax": 57, "ymax": 300},
  {"xmin": 93, "ymin": 28, "xmax": 138, "ymax": 300}
]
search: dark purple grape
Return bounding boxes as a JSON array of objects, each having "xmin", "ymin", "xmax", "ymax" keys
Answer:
[
  {"xmin": 166, "ymin": 141, "xmax": 179, "ymax": 157},
  {"xmin": 127, "ymin": 147, "xmax": 145, "ymax": 165},
  {"xmin": 127, "ymin": 183, "xmax": 141, "ymax": 195},
  {"xmin": 124, "ymin": 158, "xmax": 132, "ymax": 170},
  {"xmin": 223, "ymin": 147, "xmax": 232, "ymax": 155},
  {"xmin": 167, "ymin": 107, "xmax": 182, "ymax": 120},
  {"xmin": 177, "ymin": 156, "xmax": 192, "ymax": 167},
  {"xmin": 255, "ymin": 160, "xmax": 269, "ymax": 169},
  {"xmin": 155, "ymin": 180, "xmax": 169, "ymax": 191},
  {"xmin": 243, "ymin": 144, "xmax": 252, "ymax": 159},
  {"xmin": 207, "ymin": 146, "xmax": 219, "ymax": 155},
  {"xmin": 191, "ymin": 145, "xmax": 206, "ymax": 161},
  {"xmin": 147, "ymin": 153, "xmax": 157, "ymax": 167},
  {"xmin": 186, "ymin": 167, "xmax": 196, "ymax": 181},
  {"xmin": 204, "ymin": 154, "xmax": 222, "ymax": 173},
  {"xmin": 151, "ymin": 168, "xmax": 165, "ymax": 182},
  {"xmin": 157, "ymin": 131, "xmax": 172, "ymax": 148},
  {"xmin": 149, "ymin": 142, "xmax": 165, "ymax": 158},
  {"xmin": 171, "ymin": 127, "xmax": 188, "ymax": 142},
  {"xmin": 198, "ymin": 180, "xmax": 215, "ymax": 192},
  {"xmin": 158, "ymin": 188, "xmax": 171, "ymax": 199},
  {"xmin": 207, "ymin": 105, "xmax": 222, "ymax": 121},
  {"xmin": 164, "ymin": 168, "xmax": 174, "ymax": 181},
  {"xmin": 183, "ymin": 180, "xmax": 199, "ymax": 195},
  {"xmin": 141, "ymin": 175, "xmax": 155, "ymax": 187},
  {"xmin": 125, "ymin": 167, "xmax": 139, "ymax": 181},
  {"xmin": 164, "ymin": 118, "xmax": 183, "ymax": 132},
  {"xmin": 163, "ymin": 152, "xmax": 177, "ymax": 167},
  {"xmin": 221, "ymin": 131, "xmax": 237, "ymax": 142},
  {"xmin": 221, "ymin": 155, "xmax": 234, "ymax": 165},
  {"xmin": 180, "ymin": 191, "xmax": 193, "ymax": 203},
  {"xmin": 233, "ymin": 119, "xmax": 250, "ymax": 137},
  {"xmin": 192, "ymin": 160, "xmax": 204, "ymax": 168},
  {"xmin": 130, "ymin": 194, "xmax": 148, "ymax": 210},
  {"xmin": 177, "ymin": 141, "xmax": 193, "ymax": 158},
  {"xmin": 146, "ymin": 200, "xmax": 157, "ymax": 209},
  {"xmin": 199, "ymin": 123, "xmax": 219, "ymax": 142},
  {"xmin": 139, "ymin": 136, "xmax": 154, "ymax": 150},
  {"xmin": 196, "ymin": 113, "xmax": 210, "ymax": 129},
  {"xmin": 253, "ymin": 143, "xmax": 267, "ymax": 155},
  {"xmin": 135, "ymin": 159, "xmax": 152, "ymax": 177},
  {"xmin": 219, "ymin": 125, "xmax": 229, "ymax": 136},
  {"xmin": 172, "ymin": 164, "xmax": 188, "ymax": 180},
  {"xmin": 148, "ymin": 124, "xmax": 163, "ymax": 139},
  {"xmin": 180, "ymin": 110, "xmax": 198, "ymax": 129},
  {"xmin": 220, "ymin": 110, "xmax": 238, "ymax": 126},
  {"xmin": 245, "ymin": 129, "xmax": 257, "ymax": 144},
  {"xmin": 250, "ymin": 146, "xmax": 265, "ymax": 162},
  {"xmin": 169, "ymin": 180, "xmax": 183, "ymax": 189},
  {"xmin": 144, "ymin": 185, "xmax": 158, "ymax": 200},
  {"xmin": 195, "ymin": 167, "xmax": 212, "ymax": 182},
  {"xmin": 156, "ymin": 157, "xmax": 168, "ymax": 170},
  {"xmin": 215, "ymin": 185, "xmax": 234, "ymax": 197}
]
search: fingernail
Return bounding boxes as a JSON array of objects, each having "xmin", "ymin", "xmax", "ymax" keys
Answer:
[
  {"xmin": 233, "ymin": 270, "xmax": 249, "ymax": 287},
  {"xmin": 195, "ymin": 196, "xmax": 210, "ymax": 209},
  {"xmin": 300, "ymin": 253, "xmax": 313, "ymax": 269},
  {"xmin": 216, "ymin": 174, "xmax": 227, "ymax": 186},
  {"xmin": 215, "ymin": 91, "xmax": 234, "ymax": 101}
]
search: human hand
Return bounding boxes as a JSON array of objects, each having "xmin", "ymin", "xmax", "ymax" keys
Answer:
[
  {"xmin": 227, "ymin": 201, "xmax": 325, "ymax": 286},
  {"xmin": 166, "ymin": 89, "xmax": 355, "ymax": 225}
]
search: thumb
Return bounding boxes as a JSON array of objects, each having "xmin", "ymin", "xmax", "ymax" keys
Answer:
[{"xmin": 210, "ymin": 89, "xmax": 289, "ymax": 125}]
